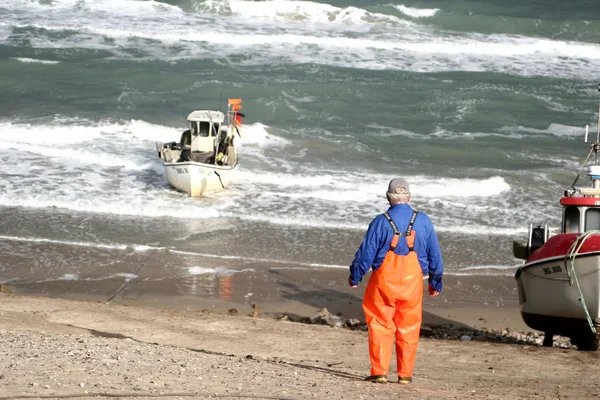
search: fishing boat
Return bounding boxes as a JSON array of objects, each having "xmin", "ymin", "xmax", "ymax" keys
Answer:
[
  {"xmin": 156, "ymin": 98, "xmax": 243, "ymax": 197},
  {"xmin": 513, "ymin": 104, "xmax": 600, "ymax": 351}
]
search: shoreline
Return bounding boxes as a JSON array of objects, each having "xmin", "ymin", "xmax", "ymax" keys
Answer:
[
  {"xmin": 3, "ymin": 270, "xmax": 529, "ymax": 332},
  {"xmin": 0, "ymin": 270, "xmax": 564, "ymax": 349}
]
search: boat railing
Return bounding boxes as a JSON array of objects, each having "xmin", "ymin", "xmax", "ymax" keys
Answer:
[{"xmin": 513, "ymin": 223, "xmax": 549, "ymax": 259}]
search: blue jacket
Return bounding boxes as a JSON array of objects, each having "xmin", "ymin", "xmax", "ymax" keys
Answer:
[{"xmin": 349, "ymin": 203, "xmax": 444, "ymax": 292}]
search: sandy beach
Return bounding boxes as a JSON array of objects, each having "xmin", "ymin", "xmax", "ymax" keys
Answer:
[
  {"xmin": 0, "ymin": 220, "xmax": 597, "ymax": 399},
  {"xmin": 2, "ymin": 283, "xmax": 600, "ymax": 400}
]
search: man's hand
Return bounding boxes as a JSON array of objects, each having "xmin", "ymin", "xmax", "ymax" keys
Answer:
[
  {"xmin": 428, "ymin": 284, "xmax": 440, "ymax": 297},
  {"xmin": 348, "ymin": 276, "xmax": 358, "ymax": 288}
]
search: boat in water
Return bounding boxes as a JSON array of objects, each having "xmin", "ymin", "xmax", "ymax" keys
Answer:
[
  {"xmin": 156, "ymin": 98, "xmax": 243, "ymax": 197},
  {"xmin": 513, "ymin": 104, "xmax": 600, "ymax": 350}
]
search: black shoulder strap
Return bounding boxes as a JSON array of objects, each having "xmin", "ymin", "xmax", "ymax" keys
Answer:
[
  {"xmin": 405, "ymin": 210, "xmax": 419, "ymax": 236},
  {"xmin": 383, "ymin": 212, "xmax": 399, "ymax": 235},
  {"xmin": 384, "ymin": 211, "xmax": 419, "ymax": 236}
]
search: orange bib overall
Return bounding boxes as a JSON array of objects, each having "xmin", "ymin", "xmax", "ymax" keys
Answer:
[{"xmin": 362, "ymin": 211, "xmax": 423, "ymax": 378}]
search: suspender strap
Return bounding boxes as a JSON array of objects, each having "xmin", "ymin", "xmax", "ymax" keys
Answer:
[
  {"xmin": 406, "ymin": 210, "xmax": 418, "ymax": 235},
  {"xmin": 383, "ymin": 212, "xmax": 400, "ymax": 250},
  {"xmin": 383, "ymin": 212, "xmax": 399, "ymax": 235},
  {"xmin": 405, "ymin": 210, "xmax": 418, "ymax": 251},
  {"xmin": 383, "ymin": 211, "xmax": 419, "ymax": 251}
]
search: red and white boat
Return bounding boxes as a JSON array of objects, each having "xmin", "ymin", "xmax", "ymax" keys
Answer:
[{"xmin": 514, "ymin": 108, "xmax": 600, "ymax": 351}]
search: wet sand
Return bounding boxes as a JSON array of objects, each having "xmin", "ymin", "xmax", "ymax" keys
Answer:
[{"xmin": 4, "ymin": 254, "xmax": 528, "ymax": 333}]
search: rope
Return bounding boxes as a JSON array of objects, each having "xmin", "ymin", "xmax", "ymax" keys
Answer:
[
  {"xmin": 565, "ymin": 230, "xmax": 600, "ymax": 334},
  {"xmin": 105, "ymin": 248, "xmax": 156, "ymax": 304}
]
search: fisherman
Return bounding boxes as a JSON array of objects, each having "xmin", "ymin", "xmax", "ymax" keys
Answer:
[
  {"xmin": 178, "ymin": 127, "xmax": 192, "ymax": 162},
  {"xmin": 348, "ymin": 178, "xmax": 444, "ymax": 385}
]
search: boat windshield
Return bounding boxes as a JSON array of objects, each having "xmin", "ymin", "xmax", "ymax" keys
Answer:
[
  {"xmin": 199, "ymin": 121, "xmax": 210, "ymax": 137},
  {"xmin": 585, "ymin": 208, "xmax": 600, "ymax": 231},
  {"xmin": 563, "ymin": 206, "xmax": 600, "ymax": 232}
]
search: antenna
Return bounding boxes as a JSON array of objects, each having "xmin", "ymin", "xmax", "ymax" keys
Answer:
[
  {"xmin": 597, "ymin": 103, "xmax": 600, "ymax": 142},
  {"xmin": 586, "ymin": 125, "xmax": 589, "ymax": 142},
  {"xmin": 218, "ymin": 91, "xmax": 223, "ymax": 111}
]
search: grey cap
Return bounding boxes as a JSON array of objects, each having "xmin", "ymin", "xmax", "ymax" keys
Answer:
[{"xmin": 387, "ymin": 178, "xmax": 410, "ymax": 194}]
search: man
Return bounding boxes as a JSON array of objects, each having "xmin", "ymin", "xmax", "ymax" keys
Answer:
[
  {"xmin": 349, "ymin": 178, "xmax": 444, "ymax": 385},
  {"xmin": 180, "ymin": 128, "xmax": 192, "ymax": 147},
  {"xmin": 178, "ymin": 128, "xmax": 192, "ymax": 162}
]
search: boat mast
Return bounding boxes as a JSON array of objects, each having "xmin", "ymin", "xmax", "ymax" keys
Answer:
[
  {"xmin": 592, "ymin": 103, "xmax": 600, "ymax": 190},
  {"xmin": 567, "ymin": 96, "xmax": 600, "ymax": 194}
]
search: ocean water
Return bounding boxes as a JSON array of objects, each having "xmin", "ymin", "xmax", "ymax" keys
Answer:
[{"xmin": 2, "ymin": 0, "xmax": 600, "ymax": 293}]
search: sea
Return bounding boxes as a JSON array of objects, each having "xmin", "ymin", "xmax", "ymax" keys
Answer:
[{"xmin": 1, "ymin": 0, "xmax": 600, "ymax": 303}]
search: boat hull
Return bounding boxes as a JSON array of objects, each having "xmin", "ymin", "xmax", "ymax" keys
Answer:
[
  {"xmin": 515, "ymin": 233, "xmax": 600, "ymax": 348},
  {"xmin": 517, "ymin": 254, "xmax": 600, "ymax": 332},
  {"xmin": 163, "ymin": 161, "xmax": 235, "ymax": 197}
]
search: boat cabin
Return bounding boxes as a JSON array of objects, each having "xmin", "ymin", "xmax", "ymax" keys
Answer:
[
  {"xmin": 186, "ymin": 110, "xmax": 225, "ymax": 153},
  {"xmin": 560, "ymin": 166, "xmax": 600, "ymax": 234},
  {"xmin": 561, "ymin": 198, "xmax": 600, "ymax": 234},
  {"xmin": 514, "ymin": 166, "xmax": 600, "ymax": 259}
]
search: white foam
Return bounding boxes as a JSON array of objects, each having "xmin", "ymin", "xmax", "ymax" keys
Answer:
[
  {"xmin": 223, "ymin": 0, "xmax": 409, "ymax": 27},
  {"xmin": 0, "ymin": 235, "xmax": 346, "ymax": 269},
  {"xmin": 221, "ymin": 205, "xmax": 530, "ymax": 236},
  {"xmin": 226, "ymin": 171, "xmax": 520, "ymax": 234},
  {"xmin": 0, "ymin": 235, "xmax": 129, "ymax": 250},
  {"xmin": 0, "ymin": 141, "xmax": 143, "ymax": 170},
  {"xmin": 5, "ymin": 0, "xmax": 600, "ymax": 79},
  {"xmin": 239, "ymin": 172, "xmax": 509, "ymax": 199},
  {"xmin": 547, "ymin": 123, "xmax": 591, "ymax": 138},
  {"xmin": 119, "ymin": 120, "xmax": 182, "ymax": 142},
  {"xmin": 498, "ymin": 123, "xmax": 592, "ymax": 139},
  {"xmin": 84, "ymin": 273, "xmax": 138, "ymax": 281},
  {"xmin": 444, "ymin": 271, "xmax": 514, "ymax": 277},
  {"xmin": 436, "ymin": 225, "xmax": 528, "ymax": 236},
  {"xmin": 0, "ymin": 118, "xmax": 182, "ymax": 145},
  {"xmin": 0, "ymin": 121, "xmax": 104, "ymax": 144},
  {"xmin": 12, "ymin": 57, "xmax": 60, "ymax": 64},
  {"xmin": 416, "ymin": 176, "xmax": 510, "ymax": 198},
  {"xmin": 5, "ymin": 0, "xmax": 183, "ymax": 16},
  {"xmin": 188, "ymin": 266, "xmax": 255, "ymax": 276},
  {"xmin": 392, "ymin": 4, "xmax": 439, "ymax": 18},
  {"xmin": 0, "ymin": 113, "xmax": 540, "ymax": 238},
  {"xmin": 22, "ymin": 273, "xmax": 139, "ymax": 284},
  {"xmin": 236, "ymin": 123, "xmax": 290, "ymax": 147},
  {"xmin": 367, "ymin": 124, "xmax": 529, "ymax": 140},
  {"xmin": 0, "ymin": 195, "xmax": 222, "ymax": 220},
  {"xmin": 0, "ymin": 119, "xmax": 181, "ymax": 170},
  {"xmin": 458, "ymin": 265, "xmax": 520, "ymax": 271},
  {"xmin": 235, "ymin": 169, "xmax": 348, "ymax": 188},
  {"xmin": 0, "ymin": 117, "xmax": 231, "ymax": 219},
  {"xmin": 228, "ymin": 0, "xmax": 340, "ymax": 22},
  {"xmin": 0, "ymin": 22, "xmax": 10, "ymax": 42},
  {"xmin": 231, "ymin": 211, "xmax": 366, "ymax": 230}
]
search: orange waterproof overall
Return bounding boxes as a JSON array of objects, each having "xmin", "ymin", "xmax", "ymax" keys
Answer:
[{"xmin": 363, "ymin": 211, "xmax": 423, "ymax": 378}]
